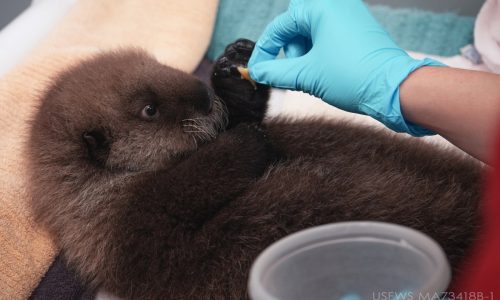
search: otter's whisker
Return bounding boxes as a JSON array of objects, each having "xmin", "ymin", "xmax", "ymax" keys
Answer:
[
  {"xmin": 184, "ymin": 130, "xmax": 204, "ymax": 133},
  {"xmin": 183, "ymin": 124, "xmax": 205, "ymax": 131},
  {"xmin": 181, "ymin": 118, "xmax": 204, "ymax": 122}
]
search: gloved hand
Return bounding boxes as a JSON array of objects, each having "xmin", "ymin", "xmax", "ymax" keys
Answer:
[{"xmin": 248, "ymin": 0, "xmax": 445, "ymax": 136}]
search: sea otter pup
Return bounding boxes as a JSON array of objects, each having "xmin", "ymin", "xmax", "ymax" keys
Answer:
[{"xmin": 27, "ymin": 39, "xmax": 483, "ymax": 299}]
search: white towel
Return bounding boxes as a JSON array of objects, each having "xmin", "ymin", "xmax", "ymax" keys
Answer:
[{"xmin": 475, "ymin": 0, "xmax": 500, "ymax": 73}]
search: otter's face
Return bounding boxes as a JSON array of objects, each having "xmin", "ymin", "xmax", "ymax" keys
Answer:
[{"xmin": 33, "ymin": 50, "xmax": 226, "ymax": 172}]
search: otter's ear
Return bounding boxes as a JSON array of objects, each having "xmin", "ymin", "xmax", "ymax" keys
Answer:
[{"xmin": 82, "ymin": 130, "xmax": 110, "ymax": 166}]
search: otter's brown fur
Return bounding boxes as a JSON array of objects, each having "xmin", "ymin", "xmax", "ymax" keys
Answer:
[{"xmin": 27, "ymin": 40, "xmax": 484, "ymax": 299}]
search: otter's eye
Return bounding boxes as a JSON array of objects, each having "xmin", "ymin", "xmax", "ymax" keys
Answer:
[{"xmin": 141, "ymin": 104, "xmax": 159, "ymax": 120}]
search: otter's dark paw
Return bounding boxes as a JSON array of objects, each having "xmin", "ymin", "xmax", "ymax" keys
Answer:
[
  {"xmin": 213, "ymin": 39, "xmax": 255, "ymax": 78},
  {"xmin": 211, "ymin": 39, "xmax": 271, "ymax": 129}
]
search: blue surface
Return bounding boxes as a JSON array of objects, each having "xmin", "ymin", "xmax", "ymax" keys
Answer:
[{"xmin": 206, "ymin": 0, "xmax": 475, "ymax": 60}]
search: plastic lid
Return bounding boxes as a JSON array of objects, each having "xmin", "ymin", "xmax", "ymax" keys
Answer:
[{"xmin": 248, "ymin": 221, "xmax": 451, "ymax": 300}]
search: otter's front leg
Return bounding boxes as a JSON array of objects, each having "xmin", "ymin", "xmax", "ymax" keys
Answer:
[
  {"xmin": 211, "ymin": 39, "xmax": 271, "ymax": 128},
  {"xmin": 100, "ymin": 124, "xmax": 274, "ymax": 299},
  {"xmin": 144, "ymin": 123, "xmax": 274, "ymax": 226}
]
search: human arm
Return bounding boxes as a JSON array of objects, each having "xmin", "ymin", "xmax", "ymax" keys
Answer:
[
  {"xmin": 248, "ymin": 0, "xmax": 499, "ymax": 163},
  {"xmin": 400, "ymin": 67, "xmax": 500, "ymax": 163},
  {"xmin": 248, "ymin": 0, "xmax": 443, "ymax": 137}
]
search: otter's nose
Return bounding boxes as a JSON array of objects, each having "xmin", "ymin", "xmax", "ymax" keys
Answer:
[
  {"xmin": 187, "ymin": 80, "xmax": 213, "ymax": 115},
  {"xmin": 205, "ymin": 88, "xmax": 215, "ymax": 113}
]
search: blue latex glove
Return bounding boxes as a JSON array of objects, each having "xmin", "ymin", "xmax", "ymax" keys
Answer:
[{"xmin": 248, "ymin": 0, "xmax": 446, "ymax": 136}]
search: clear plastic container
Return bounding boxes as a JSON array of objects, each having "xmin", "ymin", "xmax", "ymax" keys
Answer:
[{"xmin": 248, "ymin": 221, "xmax": 451, "ymax": 300}]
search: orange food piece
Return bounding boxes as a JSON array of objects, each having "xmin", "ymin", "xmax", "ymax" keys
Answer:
[{"xmin": 237, "ymin": 66, "xmax": 257, "ymax": 89}]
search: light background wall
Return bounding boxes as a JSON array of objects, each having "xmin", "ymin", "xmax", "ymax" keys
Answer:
[{"xmin": 0, "ymin": 0, "xmax": 31, "ymax": 29}]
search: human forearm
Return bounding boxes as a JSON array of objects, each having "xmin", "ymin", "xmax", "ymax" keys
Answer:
[{"xmin": 400, "ymin": 67, "xmax": 500, "ymax": 163}]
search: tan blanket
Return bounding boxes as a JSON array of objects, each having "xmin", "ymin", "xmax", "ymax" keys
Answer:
[{"xmin": 0, "ymin": 0, "xmax": 218, "ymax": 298}]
